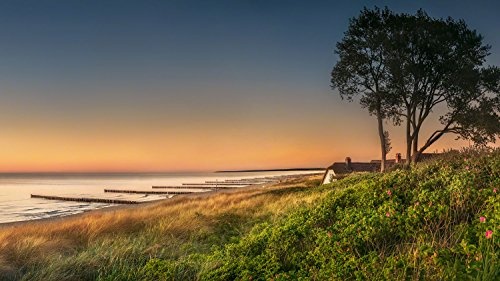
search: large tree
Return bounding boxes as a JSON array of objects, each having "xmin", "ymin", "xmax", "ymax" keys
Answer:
[
  {"xmin": 388, "ymin": 10, "xmax": 500, "ymax": 162},
  {"xmin": 332, "ymin": 7, "xmax": 500, "ymax": 166},
  {"xmin": 331, "ymin": 8, "xmax": 397, "ymax": 172},
  {"xmin": 385, "ymin": 9, "xmax": 500, "ymax": 163}
]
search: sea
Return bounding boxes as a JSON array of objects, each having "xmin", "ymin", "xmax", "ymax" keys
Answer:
[{"xmin": 0, "ymin": 170, "xmax": 321, "ymax": 224}]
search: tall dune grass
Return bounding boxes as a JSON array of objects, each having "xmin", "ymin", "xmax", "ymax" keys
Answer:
[{"xmin": 0, "ymin": 175, "xmax": 324, "ymax": 280}]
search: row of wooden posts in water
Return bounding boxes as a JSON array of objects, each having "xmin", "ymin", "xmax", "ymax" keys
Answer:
[{"xmin": 30, "ymin": 173, "xmax": 322, "ymax": 205}]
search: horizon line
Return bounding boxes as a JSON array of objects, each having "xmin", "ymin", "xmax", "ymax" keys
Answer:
[{"xmin": 0, "ymin": 167, "xmax": 327, "ymax": 175}]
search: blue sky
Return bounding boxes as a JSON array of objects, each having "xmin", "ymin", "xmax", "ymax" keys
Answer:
[{"xmin": 0, "ymin": 0, "xmax": 498, "ymax": 172}]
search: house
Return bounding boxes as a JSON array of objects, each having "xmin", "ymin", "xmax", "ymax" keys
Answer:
[{"xmin": 321, "ymin": 153, "xmax": 404, "ymax": 185}]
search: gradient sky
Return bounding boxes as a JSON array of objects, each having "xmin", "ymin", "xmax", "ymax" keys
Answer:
[{"xmin": 0, "ymin": 0, "xmax": 499, "ymax": 172}]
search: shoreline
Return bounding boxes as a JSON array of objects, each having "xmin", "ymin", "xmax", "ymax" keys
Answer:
[{"xmin": 0, "ymin": 179, "xmax": 281, "ymax": 229}]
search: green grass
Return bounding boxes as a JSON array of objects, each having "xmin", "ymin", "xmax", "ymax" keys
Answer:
[{"xmin": 1, "ymin": 149, "xmax": 499, "ymax": 280}]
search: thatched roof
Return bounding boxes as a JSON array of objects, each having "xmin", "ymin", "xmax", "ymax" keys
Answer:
[{"xmin": 327, "ymin": 162, "xmax": 380, "ymax": 174}]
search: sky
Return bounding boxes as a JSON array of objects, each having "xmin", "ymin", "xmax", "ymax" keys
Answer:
[{"xmin": 0, "ymin": 0, "xmax": 499, "ymax": 172}]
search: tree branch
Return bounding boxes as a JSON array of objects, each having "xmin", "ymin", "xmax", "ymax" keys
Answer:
[{"xmin": 418, "ymin": 119, "xmax": 457, "ymax": 154}]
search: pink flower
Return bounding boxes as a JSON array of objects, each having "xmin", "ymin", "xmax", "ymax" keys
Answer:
[
  {"xmin": 480, "ymin": 216, "xmax": 486, "ymax": 223},
  {"xmin": 485, "ymin": 230, "xmax": 493, "ymax": 239},
  {"xmin": 386, "ymin": 212, "xmax": 391, "ymax": 217},
  {"xmin": 465, "ymin": 166, "xmax": 470, "ymax": 170},
  {"xmin": 387, "ymin": 190, "xmax": 392, "ymax": 196},
  {"xmin": 494, "ymin": 188, "xmax": 497, "ymax": 194},
  {"xmin": 415, "ymin": 201, "xmax": 420, "ymax": 206}
]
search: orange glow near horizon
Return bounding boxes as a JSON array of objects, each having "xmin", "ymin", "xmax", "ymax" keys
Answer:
[{"xmin": 0, "ymin": 101, "xmax": 488, "ymax": 173}]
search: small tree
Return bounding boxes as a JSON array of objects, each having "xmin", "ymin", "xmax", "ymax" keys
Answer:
[
  {"xmin": 331, "ymin": 7, "xmax": 397, "ymax": 172},
  {"xmin": 384, "ymin": 131, "xmax": 392, "ymax": 157}
]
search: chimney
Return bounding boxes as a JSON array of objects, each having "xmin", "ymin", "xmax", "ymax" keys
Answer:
[
  {"xmin": 395, "ymin": 153, "xmax": 402, "ymax": 163},
  {"xmin": 345, "ymin": 157, "xmax": 352, "ymax": 170}
]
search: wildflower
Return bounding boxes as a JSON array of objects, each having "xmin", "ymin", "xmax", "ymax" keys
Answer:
[
  {"xmin": 387, "ymin": 190, "xmax": 392, "ymax": 196},
  {"xmin": 386, "ymin": 212, "xmax": 391, "ymax": 217},
  {"xmin": 327, "ymin": 232, "xmax": 332, "ymax": 238},
  {"xmin": 485, "ymin": 230, "xmax": 493, "ymax": 239},
  {"xmin": 480, "ymin": 216, "xmax": 486, "ymax": 223},
  {"xmin": 465, "ymin": 166, "xmax": 470, "ymax": 170},
  {"xmin": 415, "ymin": 201, "xmax": 420, "ymax": 206},
  {"xmin": 494, "ymin": 188, "xmax": 497, "ymax": 193}
]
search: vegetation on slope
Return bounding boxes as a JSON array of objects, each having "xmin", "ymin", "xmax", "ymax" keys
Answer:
[{"xmin": 146, "ymin": 149, "xmax": 499, "ymax": 280}]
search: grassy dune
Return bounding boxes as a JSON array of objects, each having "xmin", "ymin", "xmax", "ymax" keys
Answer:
[
  {"xmin": 1, "ymin": 149, "xmax": 499, "ymax": 280},
  {"xmin": 194, "ymin": 149, "xmax": 499, "ymax": 280}
]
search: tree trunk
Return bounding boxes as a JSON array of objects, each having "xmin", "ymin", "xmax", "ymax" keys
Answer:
[
  {"xmin": 412, "ymin": 129, "xmax": 419, "ymax": 162},
  {"xmin": 377, "ymin": 110, "xmax": 387, "ymax": 172},
  {"xmin": 413, "ymin": 150, "xmax": 422, "ymax": 162},
  {"xmin": 405, "ymin": 108, "xmax": 412, "ymax": 165}
]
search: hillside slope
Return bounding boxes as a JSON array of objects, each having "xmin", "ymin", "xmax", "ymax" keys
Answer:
[{"xmin": 145, "ymin": 150, "xmax": 499, "ymax": 280}]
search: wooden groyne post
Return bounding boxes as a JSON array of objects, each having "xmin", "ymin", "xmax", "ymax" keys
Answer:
[
  {"xmin": 203, "ymin": 181, "xmax": 256, "ymax": 185},
  {"xmin": 182, "ymin": 183, "xmax": 249, "ymax": 186},
  {"xmin": 31, "ymin": 194, "xmax": 141, "ymax": 204},
  {"xmin": 104, "ymin": 189, "xmax": 199, "ymax": 195},
  {"xmin": 151, "ymin": 185, "xmax": 216, "ymax": 189}
]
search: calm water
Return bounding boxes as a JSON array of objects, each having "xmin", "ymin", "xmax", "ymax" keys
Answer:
[{"xmin": 0, "ymin": 171, "xmax": 320, "ymax": 224}]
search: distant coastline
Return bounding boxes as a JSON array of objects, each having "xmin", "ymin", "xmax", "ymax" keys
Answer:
[{"xmin": 215, "ymin": 168, "xmax": 325, "ymax": 173}]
